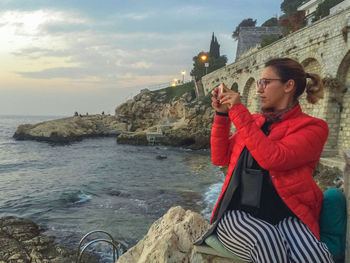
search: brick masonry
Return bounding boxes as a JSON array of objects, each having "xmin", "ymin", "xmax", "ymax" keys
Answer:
[{"xmin": 202, "ymin": 8, "xmax": 350, "ymax": 157}]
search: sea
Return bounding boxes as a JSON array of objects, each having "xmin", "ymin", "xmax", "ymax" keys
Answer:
[{"xmin": 0, "ymin": 115, "xmax": 225, "ymax": 262}]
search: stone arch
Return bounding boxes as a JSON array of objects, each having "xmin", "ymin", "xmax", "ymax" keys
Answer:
[
  {"xmin": 242, "ymin": 78, "xmax": 260, "ymax": 113},
  {"xmin": 335, "ymin": 51, "xmax": 350, "ymax": 155},
  {"xmin": 301, "ymin": 57, "xmax": 322, "ymax": 73},
  {"xmin": 231, "ymin": 82, "xmax": 238, "ymax": 92},
  {"xmin": 299, "ymin": 57, "xmax": 323, "ymax": 118}
]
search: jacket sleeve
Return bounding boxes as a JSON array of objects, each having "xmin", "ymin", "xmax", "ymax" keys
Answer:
[
  {"xmin": 229, "ymin": 104, "xmax": 329, "ymax": 171},
  {"xmin": 210, "ymin": 114, "xmax": 236, "ymax": 166}
]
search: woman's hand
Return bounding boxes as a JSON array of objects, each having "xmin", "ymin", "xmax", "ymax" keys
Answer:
[{"xmin": 211, "ymin": 83, "xmax": 241, "ymax": 113}]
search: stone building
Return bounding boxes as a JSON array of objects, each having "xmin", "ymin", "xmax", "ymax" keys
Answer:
[
  {"xmin": 298, "ymin": 0, "xmax": 324, "ymax": 25},
  {"xmin": 235, "ymin": 26, "xmax": 280, "ymax": 61},
  {"xmin": 298, "ymin": 0, "xmax": 349, "ymax": 25},
  {"xmin": 201, "ymin": 7, "xmax": 350, "ymax": 157}
]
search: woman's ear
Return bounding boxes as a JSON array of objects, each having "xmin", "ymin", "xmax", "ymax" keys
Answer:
[{"xmin": 285, "ymin": 79, "xmax": 295, "ymax": 94}]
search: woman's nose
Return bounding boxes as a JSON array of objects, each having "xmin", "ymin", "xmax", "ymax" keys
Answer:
[{"xmin": 256, "ymin": 87, "xmax": 263, "ymax": 94}]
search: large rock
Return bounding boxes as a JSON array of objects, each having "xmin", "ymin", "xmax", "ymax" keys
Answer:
[
  {"xmin": 13, "ymin": 115, "xmax": 126, "ymax": 144},
  {"xmin": 116, "ymin": 132, "xmax": 150, "ymax": 146},
  {"xmin": 0, "ymin": 216, "xmax": 98, "ymax": 263},
  {"xmin": 117, "ymin": 206, "xmax": 233, "ymax": 263},
  {"xmin": 114, "ymin": 88, "xmax": 213, "ymax": 150}
]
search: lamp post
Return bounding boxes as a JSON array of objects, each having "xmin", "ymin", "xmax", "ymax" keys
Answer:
[
  {"xmin": 172, "ymin": 78, "xmax": 178, "ymax": 87},
  {"xmin": 200, "ymin": 54, "xmax": 209, "ymax": 75},
  {"xmin": 181, "ymin": 70, "xmax": 186, "ymax": 83}
]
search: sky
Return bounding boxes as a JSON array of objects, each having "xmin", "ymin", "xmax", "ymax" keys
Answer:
[{"xmin": 0, "ymin": 0, "xmax": 283, "ymax": 116}]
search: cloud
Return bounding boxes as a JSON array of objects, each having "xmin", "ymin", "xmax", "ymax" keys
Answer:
[
  {"xmin": 130, "ymin": 61, "xmax": 153, "ymax": 69},
  {"xmin": 122, "ymin": 12, "xmax": 150, "ymax": 20},
  {"xmin": 12, "ymin": 47, "xmax": 68, "ymax": 59},
  {"xmin": 17, "ymin": 67, "xmax": 93, "ymax": 79}
]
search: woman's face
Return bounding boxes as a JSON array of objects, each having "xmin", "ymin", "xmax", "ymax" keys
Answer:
[{"xmin": 257, "ymin": 66, "xmax": 290, "ymax": 111}]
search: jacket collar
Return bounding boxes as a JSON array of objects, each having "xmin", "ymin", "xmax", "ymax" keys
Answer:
[
  {"xmin": 257, "ymin": 104, "xmax": 302, "ymax": 127},
  {"xmin": 281, "ymin": 104, "xmax": 302, "ymax": 121}
]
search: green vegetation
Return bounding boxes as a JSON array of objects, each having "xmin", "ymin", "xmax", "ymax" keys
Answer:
[
  {"xmin": 151, "ymin": 81, "xmax": 196, "ymax": 103},
  {"xmin": 260, "ymin": 34, "xmax": 280, "ymax": 48},
  {"xmin": 312, "ymin": 0, "xmax": 343, "ymax": 22},
  {"xmin": 190, "ymin": 51, "xmax": 227, "ymax": 80},
  {"xmin": 281, "ymin": 0, "xmax": 304, "ymax": 18},
  {"xmin": 262, "ymin": 17, "xmax": 278, "ymax": 27},
  {"xmin": 232, "ymin": 18, "xmax": 257, "ymax": 40},
  {"xmin": 279, "ymin": 10, "xmax": 306, "ymax": 35},
  {"xmin": 209, "ymin": 33, "xmax": 220, "ymax": 58}
]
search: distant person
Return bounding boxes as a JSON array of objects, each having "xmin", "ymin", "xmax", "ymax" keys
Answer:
[
  {"xmin": 279, "ymin": 32, "xmax": 284, "ymax": 39},
  {"xmin": 102, "ymin": 111, "xmax": 105, "ymax": 115},
  {"xmin": 74, "ymin": 111, "xmax": 78, "ymax": 116},
  {"xmin": 195, "ymin": 58, "xmax": 334, "ymax": 262}
]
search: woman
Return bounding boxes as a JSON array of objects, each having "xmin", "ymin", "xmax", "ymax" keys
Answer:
[{"xmin": 196, "ymin": 58, "xmax": 334, "ymax": 263}]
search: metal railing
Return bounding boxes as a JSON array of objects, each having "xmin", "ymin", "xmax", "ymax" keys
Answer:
[{"xmin": 76, "ymin": 230, "xmax": 127, "ymax": 263}]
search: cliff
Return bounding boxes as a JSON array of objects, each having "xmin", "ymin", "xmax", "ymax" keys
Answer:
[
  {"xmin": 0, "ymin": 216, "xmax": 98, "ymax": 263},
  {"xmin": 115, "ymin": 86, "xmax": 213, "ymax": 149}
]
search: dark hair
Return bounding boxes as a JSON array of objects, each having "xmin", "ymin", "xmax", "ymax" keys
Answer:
[{"xmin": 265, "ymin": 58, "xmax": 324, "ymax": 104}]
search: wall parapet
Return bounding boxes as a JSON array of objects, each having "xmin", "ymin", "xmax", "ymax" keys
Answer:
[{"xmin": 201, "ymin": 7, "xmax": 350, "ymax": 156}]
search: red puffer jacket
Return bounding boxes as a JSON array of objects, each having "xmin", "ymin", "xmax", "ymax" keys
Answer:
[{"xmin": 211, "ymin": 103, "xmax": 328, "ymax": 240}]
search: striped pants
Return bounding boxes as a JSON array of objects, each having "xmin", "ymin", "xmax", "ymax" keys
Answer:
[{"xmin": 217, "ymin": 210, "xmax": 334, "ymax": 263}]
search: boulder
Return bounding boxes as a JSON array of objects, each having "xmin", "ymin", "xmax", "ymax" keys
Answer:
[
  {"xmin": 0, "ymin": 216, "xmax": 98, "ymax": 263},
  {"xmin": 118, "ymin": 206, "xmax": 236, "ymax": 263}
]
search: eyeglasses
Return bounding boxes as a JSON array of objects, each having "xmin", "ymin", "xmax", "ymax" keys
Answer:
[{"xmin": 256, "ymin": 78, "xmax": 281, "ymax": 91}]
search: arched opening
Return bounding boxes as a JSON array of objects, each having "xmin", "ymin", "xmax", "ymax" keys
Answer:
[
  {"xmin": 242, "ymin": 78, "xmax": 260, "ymax": 113},
  {"xmin": 335, "ymin": 51, "xmax": 350, "ymax": 155},
  {"xmin": 299, "ymin": 57, "xmax": 323, "ymax": 118},
  {"xmin": 231, "ymin": 83, "xmax": 238, "ymax": 92}
]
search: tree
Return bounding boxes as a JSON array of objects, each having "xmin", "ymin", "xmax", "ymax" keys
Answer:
[
  {"xmin": 280, "ymin": 0, "xmax": 304, "ymax": 18},
  {"xmin": 190, "ymin": 52, "xmax": 227, "ymax": 80},
  {"xmin": 209, "ymin": 33, "xmax": 220, "ymax": 58},
  {"xmin": 262, "ymin": 17, "xmax": 278, "ymax": 27},
  {"xmin": 279, "ymin": 10, "xmax": 306, "ymax": 35},
  {"xmin": 260, "ymin": 34, "xmax": 279, "ymax": 48},
  {"xmin": 312, "ymin": 0, "xmax": 343, "ymax": 22},
  {"xmin": 232, "ymin": 18, "xmax": 257, "ymax": 40}
]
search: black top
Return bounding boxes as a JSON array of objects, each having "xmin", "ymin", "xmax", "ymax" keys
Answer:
[{"xmin": 228, "ymin": 122, "xmax": 295, "ymax": 224}]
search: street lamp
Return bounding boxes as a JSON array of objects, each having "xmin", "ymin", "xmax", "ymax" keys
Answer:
[
  {"xmin": 181, "ymin": 70, "xmax": 186, "ymax": 83},
  {"xmin": 200, "ymin": 54, "xmax": 209, "ymax": 75},
  {"xmin": 172, "ymin": 78, "xmax": 179, "ymax": 87}
]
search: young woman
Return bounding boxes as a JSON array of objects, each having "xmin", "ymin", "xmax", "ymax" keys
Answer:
[{"xmin": 200, "ymin": 58, "xmax": 334, "ymax": 263}]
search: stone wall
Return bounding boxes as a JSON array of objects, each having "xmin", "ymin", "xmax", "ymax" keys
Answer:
[
  {"xmin": 236, "ymin": 26, "xmax": 280, "ymax": 61},
  {"xmin": 202, "ymin": 7, "xmax": 350, "ymax": 157}
]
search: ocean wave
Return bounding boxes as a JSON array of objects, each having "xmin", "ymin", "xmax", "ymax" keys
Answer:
[
  {"xmin": 198, "ymin": 182, "xmax": 223, "ymax": 220},
  {"xmin": 59, "ymin": 190, "xmax": 93, "ymax": 205}
]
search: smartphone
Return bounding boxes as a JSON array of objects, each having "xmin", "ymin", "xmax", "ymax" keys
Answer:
[{"xmin": 216, "ymin": 84, "xmax": 224, "ymax": 99}]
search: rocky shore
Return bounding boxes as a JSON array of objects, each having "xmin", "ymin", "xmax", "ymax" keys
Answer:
[
  {"xmin": 0, "ymin": 216, "xmax": 98, "ymax": 263},
  {"xmin": 13, "ymin": 114, "xmax": 127, "ymax": 144},
  {"xmin": 14, "ymin": 84, "xmax": 214, "ymax": 149},
  {"xmin": 114, "ymin": 87, "xmax": 213, "ymax": 149}
]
